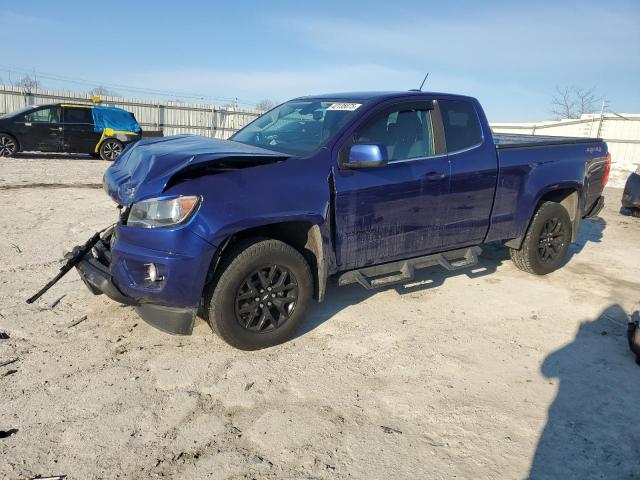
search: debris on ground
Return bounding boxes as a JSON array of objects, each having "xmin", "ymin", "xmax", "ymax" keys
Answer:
[
  {"xmin": 67, "ymin": 315, "xmax": 87, "ymax": 328},
  {"xmin": 380, "ymin": 426, "xmax": 403, "ymax": 434},
  {"xmin": 48, "ymin": 295, "xmax": 66, "ymax": 310},
  {"xmin": 0, "ymin": 358, "xmax": 18, "ymax": 368},
  {"xmin": 0, "ymin": 332, "xmax": 9, "ymax": 339},
  {"xmin": 0, "ymin": 428, "xmax": 18, "ymax": 439}
]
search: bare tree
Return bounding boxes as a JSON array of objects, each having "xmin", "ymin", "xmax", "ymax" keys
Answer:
[
  {"xmin": 89, "ymin": 85, "xmax": 118, "ymax": 97},
  {"xmin": 551, "ymin": 86, "xmax": 602, "ymax": 120},
  {"xmin": 14, "ymin": 75, "xmax": 41, "ymax": 92},
  {"xmin": 255, "ymin": 99, "xmax": 277, "ymax": 112}
]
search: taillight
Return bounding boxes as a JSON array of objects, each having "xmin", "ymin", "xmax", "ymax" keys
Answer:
[{"xmin": 602, "ymin": 152, "xmax": 611, "ymax": 186}]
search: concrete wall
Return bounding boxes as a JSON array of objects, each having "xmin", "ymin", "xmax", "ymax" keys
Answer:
[{"xmin": 492, "ymin": 114, "xmax": 640, "ymax": 188}]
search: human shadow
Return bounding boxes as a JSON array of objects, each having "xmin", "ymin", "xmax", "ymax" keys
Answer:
[
  {"xmin": 529, "ymin": 305, "xmax": 640, "ymax": 480},
  {"xmin": 296, "ymin": 242, "xmax": 510, "ymax": 337}
]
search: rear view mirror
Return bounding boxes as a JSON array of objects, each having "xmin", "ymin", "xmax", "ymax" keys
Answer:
[{"xmin": 344, "ymin": 144, "xmax": 388, "ymax": 168}]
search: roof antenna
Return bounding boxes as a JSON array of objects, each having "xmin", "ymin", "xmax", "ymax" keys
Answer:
[{"xmin": 410, "ymin": 73, "xmax": 429, "ymax": 92}]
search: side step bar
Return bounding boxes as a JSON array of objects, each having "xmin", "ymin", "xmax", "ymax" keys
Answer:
[{"xmin": 337, "ymin": 246, "xmax": 482, "ymax": 290}]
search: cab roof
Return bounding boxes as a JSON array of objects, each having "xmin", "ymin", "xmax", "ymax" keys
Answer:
[
  {"xmin": 25, "ymin": 103, "xmax": 94, "ymax": 109},
  {"xmin": 295, "ymin": 91, "xmax": 477, "ymax": 103}
]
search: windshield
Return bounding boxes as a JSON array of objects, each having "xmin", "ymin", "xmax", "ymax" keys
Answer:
[
  {"xmin": 0, "ymin": 105, "xmax": 36, "ymax": 120},
  {"xmin": 231, "ymin": 99, "xmax": 365, "ymax": 156}
]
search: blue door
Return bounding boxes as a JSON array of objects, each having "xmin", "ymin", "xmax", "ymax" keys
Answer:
[
  {"xmin": 439, "ymin": 99, "xmax": 498, "ymax": 247},
  {"xmin": 333, "ymin": 101, "xmax": 451, "ymax": 270}
]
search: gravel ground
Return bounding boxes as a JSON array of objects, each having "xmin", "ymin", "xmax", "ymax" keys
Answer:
[{"xmin": 1, "ymin": 154, "xmax": 639, "ymax": 480}]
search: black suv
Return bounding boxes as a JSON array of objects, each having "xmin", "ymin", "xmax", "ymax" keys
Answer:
[{"xmin": 0, "ymin": 103, "xmax": 142, "ymax": 160}]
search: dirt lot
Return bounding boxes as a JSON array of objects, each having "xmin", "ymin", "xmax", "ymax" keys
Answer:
[{"xmin": 1, "ymin": 154, "xmax": 639, "ymax": 480}]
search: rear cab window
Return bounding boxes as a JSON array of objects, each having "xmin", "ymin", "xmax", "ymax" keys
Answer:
[{"xmin": 439, "ymin": 99, "xmax": 483, "ymax": 152}]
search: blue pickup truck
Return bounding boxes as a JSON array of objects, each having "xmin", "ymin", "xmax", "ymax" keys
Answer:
[{"xmin": 74, "ymin": 91, "xmax": 609, "ymax": 349}]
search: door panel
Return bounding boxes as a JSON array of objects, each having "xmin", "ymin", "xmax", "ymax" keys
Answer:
[
  {"xmin": 334, "ymin": 158, "xmax": 451, "ymax": 269},
  {"xmin": 63, "ymin": 107, "xmax": 100, "ymax": 153},
  {"xmin": 21, "ymin": 106, "xmax": 63, "ymax": 151},
  {"xmin": 439, "ymin": 99, "xmax": 498, "ymax": 247},
  {"xmin": 445, "ymin": 147, "xmax": 497, "ymax": 246},
  {"xmin": 333, "ymin": 102, "xmax": 451, "ymax": 270}
]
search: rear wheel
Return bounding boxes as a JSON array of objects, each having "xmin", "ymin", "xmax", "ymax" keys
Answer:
[
  {"xmin": 206, "ymin": 238, "xmax": 312, "ymax": 350},
  {"xmin": 0, "ymin": 134, "xmax": 17, "ymax": 157},
  {"xmin": 99, "ymin": 139, "xmax": 123, "ymax": 161},
  {"xmin": 510, "ymin": 201, "xmax": 572, "ymax": 275}
]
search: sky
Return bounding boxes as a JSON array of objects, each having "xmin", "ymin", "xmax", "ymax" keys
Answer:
[{"xmin": 0, "ymin": 0, "xmax": 638, "ymax": 121}]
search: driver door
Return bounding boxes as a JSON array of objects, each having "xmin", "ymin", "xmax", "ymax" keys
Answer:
[
  {"xmin": 333, "ymin": 100, "xmax": 451, "ymax": 270},
  {"xmin": 21, "ymin": 106, "xmax": 63, "ymax": 151}
]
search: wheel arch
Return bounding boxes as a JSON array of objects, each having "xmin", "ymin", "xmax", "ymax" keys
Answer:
[
  {"xmin": 505, "ymin": 184, "xmax": 581, "ymax": 250},
  {"xmin": 207, "ymin": 220, "xmax": 328, "ymax": 302}
]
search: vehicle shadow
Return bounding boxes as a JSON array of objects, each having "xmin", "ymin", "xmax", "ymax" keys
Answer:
[
  {"xmin": 13, "ymin": 152, "xmax": 99, "ymax": 161},
  {"xmin": 564, "ymin": 216, "xmax": 606, "ymax": 264},
  {"xmin": 297, "ymin": 242, "xmax": 510, "ymax": 338},
  {"xmin": 529, "ymin": 305, "xmax": 640, "ymax": 479}
]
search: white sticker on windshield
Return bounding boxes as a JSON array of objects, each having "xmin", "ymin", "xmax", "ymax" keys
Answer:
[{"xmin": 327, "ymin": 102, "xmax": 362, "ymax": 111}]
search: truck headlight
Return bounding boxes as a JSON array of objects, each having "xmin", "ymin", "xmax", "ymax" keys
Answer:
[{"xmin": 127, "ymin": 196, "xmax": 201, "ymax": 228}]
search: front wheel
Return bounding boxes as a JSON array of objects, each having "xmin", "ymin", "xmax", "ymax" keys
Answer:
[
  {"xmin": 510, "ymin": 201, "xmax": 572, "ymax": 275},
  {"xmin": 0, "ymin": 133, "xmax": 17, "ymax": 157},
  {"xmin": 99, "ymin": 139, "xmax": 123, "ymax": 161},
  {"xmin": 206, "ymin": 238, "xmax": 313, "ymax": 350}
]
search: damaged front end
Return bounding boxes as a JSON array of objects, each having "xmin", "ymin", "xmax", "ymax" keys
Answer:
[
  {"xmin": 30, "ymin": 135, "xmax": 294, "ymax": 335},
  {"xmin": 103, "ymin": 135, "xmax": 289, "ymax": 206},
  {"xmin": 73, "ymin": 223, "xmax": 210, "ymax": 335}
]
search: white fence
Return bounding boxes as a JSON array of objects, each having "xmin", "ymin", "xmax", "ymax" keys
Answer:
[
  {"xmin": 0, "ymin": 85, "xmax": 261, "ymax": 139},
  {"xmin": 492, "ymin": 114, "xmax": 640, "ymax": 188},
  {"xmin": 2, "ymin": 85, "xmax": 638, "ymax": 188}
]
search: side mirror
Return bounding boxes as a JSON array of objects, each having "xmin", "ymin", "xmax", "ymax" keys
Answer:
[{"xmin": 344, "ymin": 144, "xmax": 388, "ymax": 169}]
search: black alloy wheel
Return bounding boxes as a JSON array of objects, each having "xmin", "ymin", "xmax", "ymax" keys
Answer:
[
  {"xmin": 234, "ymin": 265, "xmax": 299, "ymax": 332},
  {"xmin": 0, "ymin": 134, "xmax": 17, "ymax": 157},
  {"xmin": 509, "ymin": 201, "xmax": 572, "ymax": 275},
  {"xmin": 537, "ymin": 217, "xmax": 566, "ymax": 263},
  {"xmin": 205, "ymin": 238, "xmax": 313, "ymax": 350},
  {"xmin": 100, "ymin": 139, "xmax": 123, "ymax": 161}
]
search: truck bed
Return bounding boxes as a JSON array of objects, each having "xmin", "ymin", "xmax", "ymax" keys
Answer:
[{"xmin": 493, "ymin": 133, "xmax": 602, "ymax": 149}]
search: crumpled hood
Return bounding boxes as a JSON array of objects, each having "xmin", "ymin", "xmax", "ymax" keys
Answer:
[{"xmin": 103, "ymin": 135, "xmax": 288, "ymax": 205}]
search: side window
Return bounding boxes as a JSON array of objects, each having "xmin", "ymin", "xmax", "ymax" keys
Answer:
[
  {"xmin": 24, "ymin": 107, "xmax": 61, "ymax": 123},
  {"xmin": 64, "ymin": 107, "xmax": 93, "ymax": 124},
  {"xmin": 439, "ymin": 100, "xmax": 483, "ymax": 152},
  {"xmin": 355, "ymin": 107, "xmax": 435, "ymax": 162}
]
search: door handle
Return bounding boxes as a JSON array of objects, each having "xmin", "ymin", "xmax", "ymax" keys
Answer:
[
  {"xmin": 50, "ymin": 127, "xmax": 63, "ymax": 132},
  {"xmin": 425, "ymin": 171, "xmax": 446, "ymax": 182}
]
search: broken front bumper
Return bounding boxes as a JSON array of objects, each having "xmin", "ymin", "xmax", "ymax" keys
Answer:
[{"xmin": 76, "ymin": 239, "xmax": 200, "ymax": 336}]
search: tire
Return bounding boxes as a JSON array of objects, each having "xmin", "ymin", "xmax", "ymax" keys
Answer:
[
  {"xmin": 99, "ymin": 138, "xmax": 123, "ymax": 161},
  {"xmin": 510, "ymin": 201, "xmax": 572, "ymax": 275},
  {"xmin": 632, "ymin": 208, "xmax": 640, "ymax": 218},
  {"xmin": 0, "ymin": 133, "xmax": 18, "ymax": 157},
  {"xmin": 206, "ymin": 238, "xmax": 313, "ymax": 350}
]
